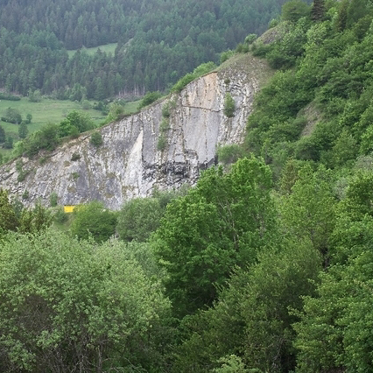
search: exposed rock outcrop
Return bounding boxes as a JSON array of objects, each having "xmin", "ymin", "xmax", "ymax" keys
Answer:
[{"xmin": 0, "ymin": 54, "xmax": 271, "ymax": 210}]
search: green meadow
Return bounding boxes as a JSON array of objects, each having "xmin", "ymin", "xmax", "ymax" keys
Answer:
[
  {"xmin": 0, "ymin": 96, "xmax": 141, "ymax": 160},
  {"xmin": 0, "ymin": 98, "xmax": 106, "ymax": 137}
]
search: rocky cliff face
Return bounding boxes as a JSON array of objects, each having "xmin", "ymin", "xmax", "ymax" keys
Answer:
[{"xmin": 0, "ymin": 55, "xmax": 271, "ymax": 210}]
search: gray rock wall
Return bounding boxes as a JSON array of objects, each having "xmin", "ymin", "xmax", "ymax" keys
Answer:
[{"xmin": 0, "ymin": 55, "xmax": 270, "ymax": 210}]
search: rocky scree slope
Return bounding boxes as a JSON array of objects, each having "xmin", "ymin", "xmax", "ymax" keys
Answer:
[{"xmin": 0, "ymin": 54, "xmax": 271, "ymax": 210}]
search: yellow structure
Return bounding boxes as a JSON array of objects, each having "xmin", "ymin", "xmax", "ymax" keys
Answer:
[{"xmin": 63, "ymin": 205, "xmax": 77, "ymax": 213}]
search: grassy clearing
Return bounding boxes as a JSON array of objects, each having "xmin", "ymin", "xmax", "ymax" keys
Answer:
[
  {"xmin": 67, "ymin": 43, "xmax": 118, "ymax": 58},
  {"xmin": 0, "ymin": 98, "xmax": 106, "ymax": 137},
  {"xmin": 123, "ymin": 100, "xmax": 141, "ymax": 114},
  {"xmin": 0, "ymin": 97, "xmax": 142, "ymax": 160}
]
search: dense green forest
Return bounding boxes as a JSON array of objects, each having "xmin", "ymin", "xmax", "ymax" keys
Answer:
[
  {"xmin": 0, "ymin": 0, "xmax": 288, "ymax": 98},
  {"xmin": 2, "ymin": 0, "xmax": 373, "ymax": 371}
]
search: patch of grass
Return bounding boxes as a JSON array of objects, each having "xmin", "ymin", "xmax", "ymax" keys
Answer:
[
  {"xmin": 122, "ymin": 100, "xmax": 141, "ymax": 115},
  {"xmin": 0, "ymin": 98, "xmax": 106, "ymax": 135},
  {"xmin": 67, "ymin": 43, "xmax": 118, "ymax": 58}
]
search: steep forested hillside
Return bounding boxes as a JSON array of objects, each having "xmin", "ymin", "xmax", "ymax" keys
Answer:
[
  {"xmin": 2, "ymin": 0, "xmax": 373, "ymax": 372},
  {"xmin": 0, "ymin": 0, "xmax": 287, "ymax": 98}
]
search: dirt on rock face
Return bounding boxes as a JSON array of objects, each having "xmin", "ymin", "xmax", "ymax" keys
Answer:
[{"xmin": 0, "ymin": 54, "xmax": 272, "ymax": 210}]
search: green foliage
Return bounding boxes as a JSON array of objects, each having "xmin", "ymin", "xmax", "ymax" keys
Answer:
[
  {"xmin": 104, "ymin": 102, "xmax": 125, "ymax": 122},
  {"xmin": 244, "ymin": 34, "xmax": 258, "ymax": 45},
  {"xmin": 311, "ymin": 0, "xmax": 325, "ymax": 21},
  {"xmin": 0, "ymin": 0, "xmax": 285, "ymax": 98},
  {"xmin": 59, "ymin": 110, "xmax": 95, "ymax": 137},
  {"xmin": 172, "ymin": 62, "xmax": 216, "ymax": 92},
  {"xmin": 70, "ymin": 201, "xmax": 117, "ymax": 243},
  {"xmin": 172, "ymin": 73, "xmax": 197, "ymax": 93},
  {"xmin": 117, "ymin": 197, "xmax": 163, "ymax": 242},
  {"xmin": 162, "ymin": 102, "xmax": 171, "ymax": 118},
  {"xmin": 1, "ymin": 107, "xmax": 22, "ymax": 124},
  {"xmin": 0, "ymin": 229, "xmax": 170, "ymax": 372},
  {"xmin": 27, "ymin": 89, "xmax": 42, "ymax": 102},
  {"xmin": 49, "ymin": 192, "xmax": 58, "ymax": 207},
  {"xmin": 3, "ymin": 136, "xmax": 13, "ymax": 149},
  {"xmin": 18, "ymin": 202, "xmax": 52, "ymax": 234},
  {"xmin": 281, "ymin": 0, "xmax": 311, "ymax": 22},
  {"xmin": 0, "ymin": 92, "xmax": 21, "ymax": 101},
  {"xmin": 0, "ymin": 125, "xmax": 5, "ymax": 143},
  {"xmin": 16, "ymin": 159, "xmax": 29, "ymax": 182},
  {"xmin": 53, "ymin": 206, "xmax": 68, "ymax": 224},
  {"xmin": 173, "ymin": 240, "xmax": 321, "ymax": 373},
  {"xmin": 213, "ymin": 355, "xmax": 248, "ymax": 373},
  {"xmin": 279, "ymin": 164, "xmax": 336, "ymax": 261},
  {"xmin": 70, "ymin": 151, "xmax": 81, "ymax": 161},
  {"xmin": 0, "ymin": 189, "xmax": 18, "ymax": 234},
  {"xmin": 138, "ymin": 91, "xmax": 162, "ymax": 110},
  {"xmin": 220, "ymin": 50, "xmax": 235, "ymax": 64},
  {"xmin": 23, "ymin": 123, "xmax": 60, "ymax": 157},
  {"xmin": 18, "ymin": 121, "xmax": 29, "ymax": 139},
  {"xmin": 90, "ymin": 131, "xmax": 103, "ymax": 147},
  {"xmin": 157, "ymin": 134, "xmax": 167, "ymax": 151},
  {"xmin": 153, "ymin": 156, "xmax": 276, "ymax": 318},
  {"xmin": 217, "ymin": 144, "xmax": 245, "ymax": 165},
  {"xmin": 224, "ymin": 92, "xmax": 235, "ymax": 117}
]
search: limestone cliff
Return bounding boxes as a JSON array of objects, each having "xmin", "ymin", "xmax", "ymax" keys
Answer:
[{"xmin": 0, "ymin": 54, "xmax": 271, "ymax": 210}]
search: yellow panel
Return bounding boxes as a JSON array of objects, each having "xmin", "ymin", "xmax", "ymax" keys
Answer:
[{"xmin": 63, "ymin": 205, "xmax": 76, "ymax": 213}]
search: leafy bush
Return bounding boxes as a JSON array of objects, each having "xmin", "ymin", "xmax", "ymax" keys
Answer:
[
  {"xmin": 217, "ymin": 144, "xmax": 245, "ymax": 164},
  {"xmin": 28, "ymin": 89, "xmax": 42, "ymax": 102},
  {"xmin": 23, "ymin": 123, "xmax": 60, "ymax": 157},
  {"xmin": 172, "ymin": 62, "xmax": 216, "ymax": 92},
  {"xmin": 0, "ymin": 93, "xmax": 21, "ymax": 101},
  {"xmin": 220, "ymin": 50, "xmax": 235, "ymax": 64},
  {"xmin": 245, "ymin": 33, "xmax": 257, "ymax": 45},
  {"xmin": 53, "ymin": 207, "xmax": 68, "ymax": 224},
  {"xmin": 71, "ymin": 152, "xmax": 81, "ymax": 161},
  {"xmin": 90, "ymin": 131, "xmax": 103, "ymax": 147},
  {"xmin": 162, "ymin": 102, "xmax": 170, "ymax": 118},
  {"xmin": 157, "ymin": 134, "xmax": 167, "ymax": 151},
  {"xmin": 50, "ymin": 192, "xmax": 58, "ymax": 207},
  {"xmin": 70, "ymin": 201, "xmax": 117, "ymax": 243},
  {"xmin": 224, "ymin": 93, "xmax": 235, "ymax": 117},
  {"xmin": 1, "ymin": 107, "xmax": 22, "ymax": 124},
  {"xmin": 138, "ymin": 91, "xmax": 162, "ymax": 110},
  {"xmin": 117, "ymin": 197, "xmax": 163, "ymax": 242},
  {"xmin": 171, "ymin": 73, "xmax": 196, "ymax": 93},
  {"xmin": 59, "ymin": 111, "xmax": 95, "ymax": 137}
]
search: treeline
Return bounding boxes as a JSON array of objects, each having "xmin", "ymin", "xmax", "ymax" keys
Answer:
[{"xmin": 0, "ymin": 0, "xmax": 288, "ymax": 97}]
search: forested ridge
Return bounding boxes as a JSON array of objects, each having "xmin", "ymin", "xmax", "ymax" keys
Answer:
[
  {"xmin": 2, "ymin": 0, "xmax": 373, "ymax": 371},
  {"xmin": 0, "ymin": 0, "xmax": 287, "ymax": 98}
]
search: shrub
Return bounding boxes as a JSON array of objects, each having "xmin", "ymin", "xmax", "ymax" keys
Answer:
[
  {"xmin": 245, "ymin": 33, "xmax": 258, "ymax": 45},
  {"xmin": 171, "ymin": 73, "xmax": 196, "ymax": 93},
  {"xmin": 50, "ymin": 192, "xmax": 58, "ymax": 207},
  {"xmin": 90, "ymin": 131, "xmax": 103, "ymax": 147},
  {"xmin": 162, "ymin": 103, "xmax": 170, "ymax": 118},
  {"xmin": 71, "ymin": 152, "xmax": 81, "ymax": 161},
  {"xmin": 157, "ymin": 135, "xmax": 167, "ymax": 151},
  {"xmin": 138, "ymin": 91, "xmax": 162, "ymax": 110},
  {"xmin": 117, "ymin": 197, "xmax": 163, "ymax": 242},
  {"xmin": 70, "ymin": 201, "xmax": 117, "ymax": 243},
  {"xmin": 53, "ymin": 207, "xmax": 68, "ymax": 224},
  {"xmin": 217, "ymin": 144, "xmax": 245, "ymax": 165},
  {"xmin": 220, "ymin": 50, "xmax": 235, "ymax": 64},
  {"xmin": 224, "ymin": 93, "xmax": 235, "ymax": 118}
]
